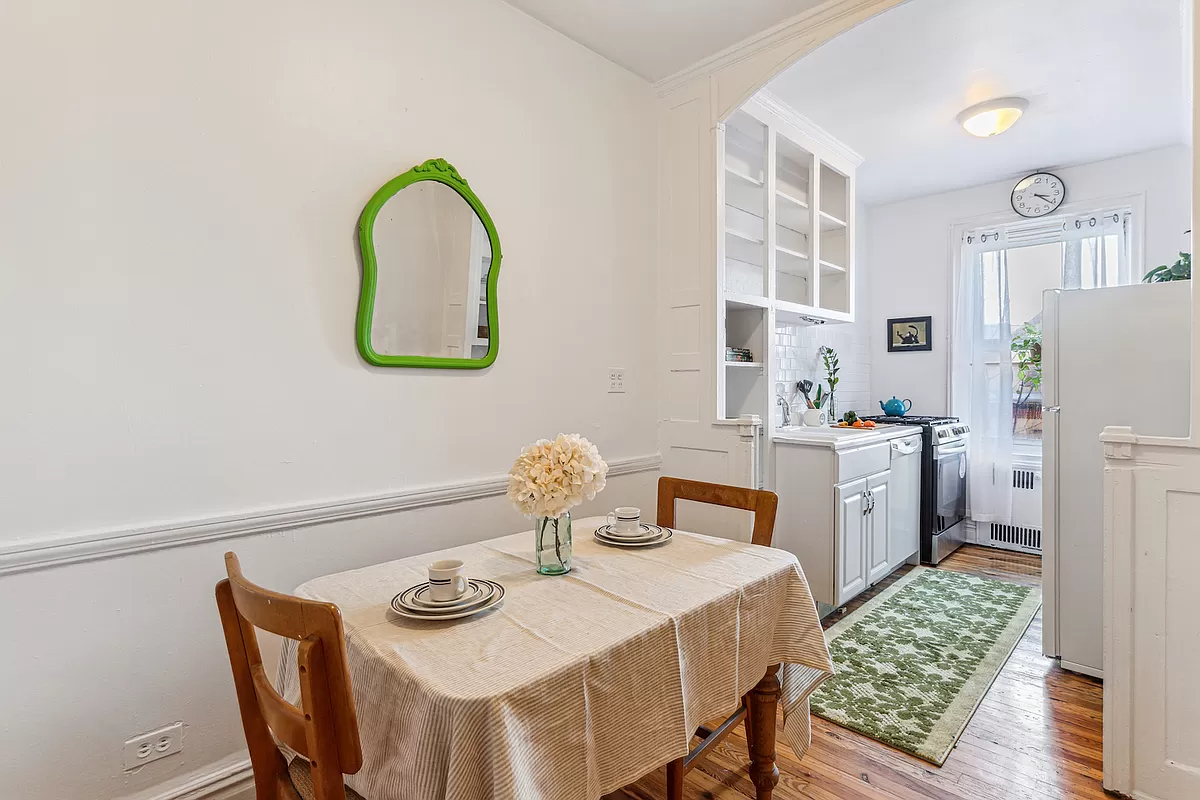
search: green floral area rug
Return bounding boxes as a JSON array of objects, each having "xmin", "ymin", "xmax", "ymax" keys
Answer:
[{"xmin": 810, "ymin": 566, "xmax": 1041, "ymax": 766}]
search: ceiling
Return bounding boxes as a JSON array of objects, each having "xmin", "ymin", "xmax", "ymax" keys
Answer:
[
  {"xmin": 766, "ymin": 0, "xmax": 1190, "ymax": 206},
  {"xmin": 502, "ymin": 0, "xmax": 826, "ymax": 82}
]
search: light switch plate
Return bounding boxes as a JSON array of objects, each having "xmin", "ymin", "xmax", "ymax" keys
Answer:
[{"xmin": 607, "ymin": 369, "xmax": 626, "ymax": 393}]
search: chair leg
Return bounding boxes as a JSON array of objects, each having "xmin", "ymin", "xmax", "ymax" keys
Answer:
[
  {"xmin": 666, "ymin": 756, "xmax": 684, "ymax": 800},
  {"xmin": 742, "ymin": 695, "xmax": 754, "ymax": 755}
]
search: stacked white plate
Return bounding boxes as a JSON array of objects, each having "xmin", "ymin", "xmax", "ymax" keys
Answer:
[
  {"xmin": 390, "ymin": 578, "xmax": 505, "ymax": 621},
  {"xmin": 593, "ymin": 522, "xmax": 673, "ymax": 548}
]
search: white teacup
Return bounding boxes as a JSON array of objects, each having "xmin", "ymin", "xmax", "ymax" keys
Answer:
[
  {"xmin": 428, "ymin": 559, "xmax": 468, "ymax": 602},
  {"xmin": 606, "ymin": 507, "xmax": 642, "ymax": 535}
]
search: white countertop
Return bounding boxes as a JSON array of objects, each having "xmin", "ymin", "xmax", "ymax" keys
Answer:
[{"xmin": 773, "ymin": 423, "xmax": 920, "ymax": 450}]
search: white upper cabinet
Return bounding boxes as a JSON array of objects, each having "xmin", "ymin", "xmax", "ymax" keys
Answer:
[
  {"xmin": 721, "ymin": 110, "xmax": 769, "ymax": 304},
  {"xmin": 716, "ymin": 94, "xmax": 860, "ymax": 421},
  {"xmin": 718, "ymin": 95, "xmax": 858, "ymax": 327}
]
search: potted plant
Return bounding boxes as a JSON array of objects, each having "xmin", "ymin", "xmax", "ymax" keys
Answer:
[
  {"xmin": 1143, "ymin": 251, "xmax": 1191, "ymax": 282},
  {"xmin": 817, "ymin": 346, "xmax": 840, "ymax": 422}
]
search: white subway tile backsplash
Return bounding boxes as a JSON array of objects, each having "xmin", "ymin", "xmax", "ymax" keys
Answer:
[{"xmin": 774, "ymin": 321, "xmax": 872, "ymax": 426}]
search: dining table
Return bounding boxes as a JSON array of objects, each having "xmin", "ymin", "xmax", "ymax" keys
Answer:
[{"xmin": 276, "ymin": 516, "xmax": 834, "ymax": 800}]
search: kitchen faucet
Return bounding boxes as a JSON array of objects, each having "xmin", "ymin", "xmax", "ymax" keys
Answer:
[{"xmin": 776, "ymin": 394, "xmax": 791, "ymax": 426}]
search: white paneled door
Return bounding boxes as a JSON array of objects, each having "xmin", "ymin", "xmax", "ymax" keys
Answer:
[{"xmin": 1103, "ymin": 436, "xmax": 1200, "ymax": 800}]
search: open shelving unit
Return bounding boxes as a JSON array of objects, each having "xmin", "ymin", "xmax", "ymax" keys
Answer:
[{"xmin": 716, "ymin": 95, "xmax": 860, "ymax": 423}]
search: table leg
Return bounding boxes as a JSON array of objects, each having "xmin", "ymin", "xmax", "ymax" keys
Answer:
[{"xmin": 746, "ymin": 663, "xmax": 781, "ymax": 800}]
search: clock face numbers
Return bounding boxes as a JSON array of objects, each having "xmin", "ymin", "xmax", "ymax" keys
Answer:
[{"xmin": 1012, "ymin": 173, "xmax": 1064, "ymax": 217}]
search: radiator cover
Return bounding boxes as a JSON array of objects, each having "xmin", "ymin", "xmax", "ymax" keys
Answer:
[{"xmin": 983, "ymin": 465, "xmax": 1043, "ymax": 554}]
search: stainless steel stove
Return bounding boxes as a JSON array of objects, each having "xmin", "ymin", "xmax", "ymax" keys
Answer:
[{"xmin": 858, "ymin": 415, "xmax": 971, "ymax": 564}]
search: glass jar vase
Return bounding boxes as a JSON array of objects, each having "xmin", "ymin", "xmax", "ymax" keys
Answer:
[{"xmin": 534, "ymin": 512, "xmax": 572, "ymax": 575}]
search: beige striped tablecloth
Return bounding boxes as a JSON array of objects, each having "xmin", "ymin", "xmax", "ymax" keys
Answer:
[{"xmin": 277, "ymin": 517, "xmax": 833, "ymax": 800}]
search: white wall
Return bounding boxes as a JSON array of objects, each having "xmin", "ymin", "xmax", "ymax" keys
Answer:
[
  {"xmin": 866, "ymin": 145, "xmax": 1192, "ymax": 414},
  {"xmin": 0, "ymin": 1, "xmax": 658, "ymax": 798}
]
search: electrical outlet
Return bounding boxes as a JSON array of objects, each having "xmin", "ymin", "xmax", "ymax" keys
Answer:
[
  {"xmin": 123, "ymin": 722, "xmax": 183, "ymax": 771},
  {"xmin": 607, "ymin": 368, "xmax": 626, "ymax": 393}
]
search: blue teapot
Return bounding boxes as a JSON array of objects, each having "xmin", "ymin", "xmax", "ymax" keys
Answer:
[{"xmin": 880, "ymin": 396, "xmax": 913, "ymax": 417}]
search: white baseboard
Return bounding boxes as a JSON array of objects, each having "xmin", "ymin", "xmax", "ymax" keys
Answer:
[
  {"xmin": 0, "ymin": 454, "xmax": 661, "ymax": 577},
  {"xmin": 124, "ymin": 755, "xmax": 253, "ymax": 800}
]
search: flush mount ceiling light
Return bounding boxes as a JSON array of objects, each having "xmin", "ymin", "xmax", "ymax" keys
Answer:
[{"xmin": 956, "ymin": 97, "xmax": 1029, "ymax": 138}]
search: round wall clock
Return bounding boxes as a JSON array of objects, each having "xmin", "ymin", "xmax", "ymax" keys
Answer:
[{"xmin": 1011, "ymin": 172, "xmax": 1065, "ymax": 218}]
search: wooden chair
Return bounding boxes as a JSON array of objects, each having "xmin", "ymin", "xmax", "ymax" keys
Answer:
[
  {"xmin": 216, "ymin": 553, "xmax": 366, "ymax": 800},
  {"xmin": 656, "ymin": 477, "xmax": 780, "ymax": 800}
]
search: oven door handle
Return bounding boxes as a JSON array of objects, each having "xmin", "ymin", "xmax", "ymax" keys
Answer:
[{"xmin": 935, "ymin": 442, "xmax": 968, "ymax": 456}]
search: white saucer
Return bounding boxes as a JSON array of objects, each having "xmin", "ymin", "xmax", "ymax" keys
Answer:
[
  {"xmin": 594, "ymin": 527, "xmax": 673, "ymax": 548},
  {"xmin": 596, "ymin": 523, "xmax": 662, "ymax": 541},
  {"xmin": 393, "ymin": 579, "xmax": 494, "ymax": 615},
  {"xmin": 410, "ymin": 580, "xmax": 487, "ymax": 609},
  {"xmin": 391, "ymin": 585, "xmax": 504, "ymax": 623}
]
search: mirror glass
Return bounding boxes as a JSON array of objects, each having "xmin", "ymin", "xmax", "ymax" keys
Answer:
[{"xmin": 370, "ymin": 181, "xmax": 493, "ymax": 359}]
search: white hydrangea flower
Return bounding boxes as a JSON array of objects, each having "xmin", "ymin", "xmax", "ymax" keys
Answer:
[{"xmin": 507, "ymin": 434, "xmax": 608, "ymax": 519}]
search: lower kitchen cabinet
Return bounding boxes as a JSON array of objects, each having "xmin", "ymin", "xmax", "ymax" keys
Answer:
[
  {"xmin": 834, "ymin": 478, "xmax": 870, "ymax": 602},
  {"xmin": 773, "ymin": 429, "xmax": 920, "ymax": 615},
  {"xmin": 864, "ymin": 470, "xmax": 891, "ymax": 585},
  {"xmin": 835, "ymin": 470, "xmax": 890, "ymax": 605}
]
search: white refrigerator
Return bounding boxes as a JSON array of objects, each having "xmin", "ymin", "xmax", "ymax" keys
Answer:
[{"xmin": 1042, "ymin": 281, "xmax": 1191, "ymax": 677}]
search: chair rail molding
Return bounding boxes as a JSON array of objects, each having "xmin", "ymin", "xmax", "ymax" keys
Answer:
[
  {"xmin": 122, "ymin": 753, "xmax": 253, "ymax": 800},
  {"xmin": 0, "ymin": 454, "xmax": 661, "ymax": 577}
]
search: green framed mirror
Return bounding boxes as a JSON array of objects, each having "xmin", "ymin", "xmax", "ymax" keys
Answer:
[{"xmin": 356, "ymin": 158, "xmax": 502, "ymax": 368}]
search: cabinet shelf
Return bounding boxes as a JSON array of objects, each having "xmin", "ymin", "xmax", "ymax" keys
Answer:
[
  {"xmin": 726, "ymin": 228, "xmax": 763, "ymax": 246},
  {"xmin": 819, "ymin": 211, "xmax": 847, "ymax": 231},
  {"xmin": 726, "ymin": 292, "xmax": 769, "ymax": 310},
  {"xmin": 725, "ymin": 361, "xmax": 764, "ymax": 370},
  {"xmin": 777, "ymin": 189, "xmax": 809, "ymax": 209},
  {"xmin": 819, "ymin": 259, "xmax": 847, "ymax": 274},
  {"xmin": 725, "ymin": 166, "xmax": 763, "ymax": 188}
]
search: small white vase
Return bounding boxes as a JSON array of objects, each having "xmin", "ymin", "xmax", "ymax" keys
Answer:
[{"xmin": 803, "ymin": 409, "xmax": 828, "ymax": 427}]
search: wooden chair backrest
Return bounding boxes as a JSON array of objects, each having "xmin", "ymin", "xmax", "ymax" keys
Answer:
[
  {"xmin": 215, "ymin": 553, "xmax": 362, "ymax": 800},
  {"xmin": 656, "ymin": 477, "xmax": 779, "ymax": 548}
]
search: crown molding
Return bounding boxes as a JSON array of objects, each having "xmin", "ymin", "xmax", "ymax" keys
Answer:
[
  {"xmin": 654, "ymin": 0, "xmax": 900, "ymax": 98},
  {"xmin": 752, "ymin": 89, "xmax": 864, "ymax": 167},
  {"xmin": 0, "ymin": 454, "xmax": 662, "ymax": 577}
]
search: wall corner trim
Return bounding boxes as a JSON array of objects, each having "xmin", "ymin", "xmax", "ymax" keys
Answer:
[{"xmin": 0, "ymin": 454, "xmax": 663, "ymax": 577}]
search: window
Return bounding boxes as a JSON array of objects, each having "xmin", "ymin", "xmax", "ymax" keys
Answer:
[{"xmin": 961, "ymin": 208, "xmax": 1132, "ymax": 444}]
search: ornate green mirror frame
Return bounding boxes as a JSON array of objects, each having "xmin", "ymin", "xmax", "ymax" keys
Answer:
[{"xmin": 356, "ymin": 158, "xmax": 502, "ymax": 368}]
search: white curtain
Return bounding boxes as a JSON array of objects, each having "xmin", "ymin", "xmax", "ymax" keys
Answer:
[
  {"xmin": 1062, "ymin": 212, "xmax": 1130, "ymax": 288},
  {"xmin": 952, "ymin": 234, "xmax": 1013, "ymax": 524}
]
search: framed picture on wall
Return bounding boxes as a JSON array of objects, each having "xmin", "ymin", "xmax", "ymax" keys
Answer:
[{"xmin": 887, "ymin": 316, "xmax": 932, "ymax": 352}]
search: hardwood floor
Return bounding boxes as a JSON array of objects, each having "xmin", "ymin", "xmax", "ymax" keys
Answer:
[{"xmin": 604, "ymin": 545, "xmax": 1107, "ymax": 800}]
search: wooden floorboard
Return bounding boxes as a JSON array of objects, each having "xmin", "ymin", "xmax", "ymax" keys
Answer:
[{"xmin": 603, "ymin": 545, "xmax": 1107, "ymax": 800}]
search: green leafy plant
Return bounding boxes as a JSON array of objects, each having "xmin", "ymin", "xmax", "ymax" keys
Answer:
[
  {"xmin": 818, "ymin": 346, "xmax": 839, "ymax": 410},
  {"xmin": 1011, "ymin": 322, "xmax": 1042, "ymax": 433},
  {"xmin": 1143, "ymin": 251, "xmax": 1191, "ymax": 283}
]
